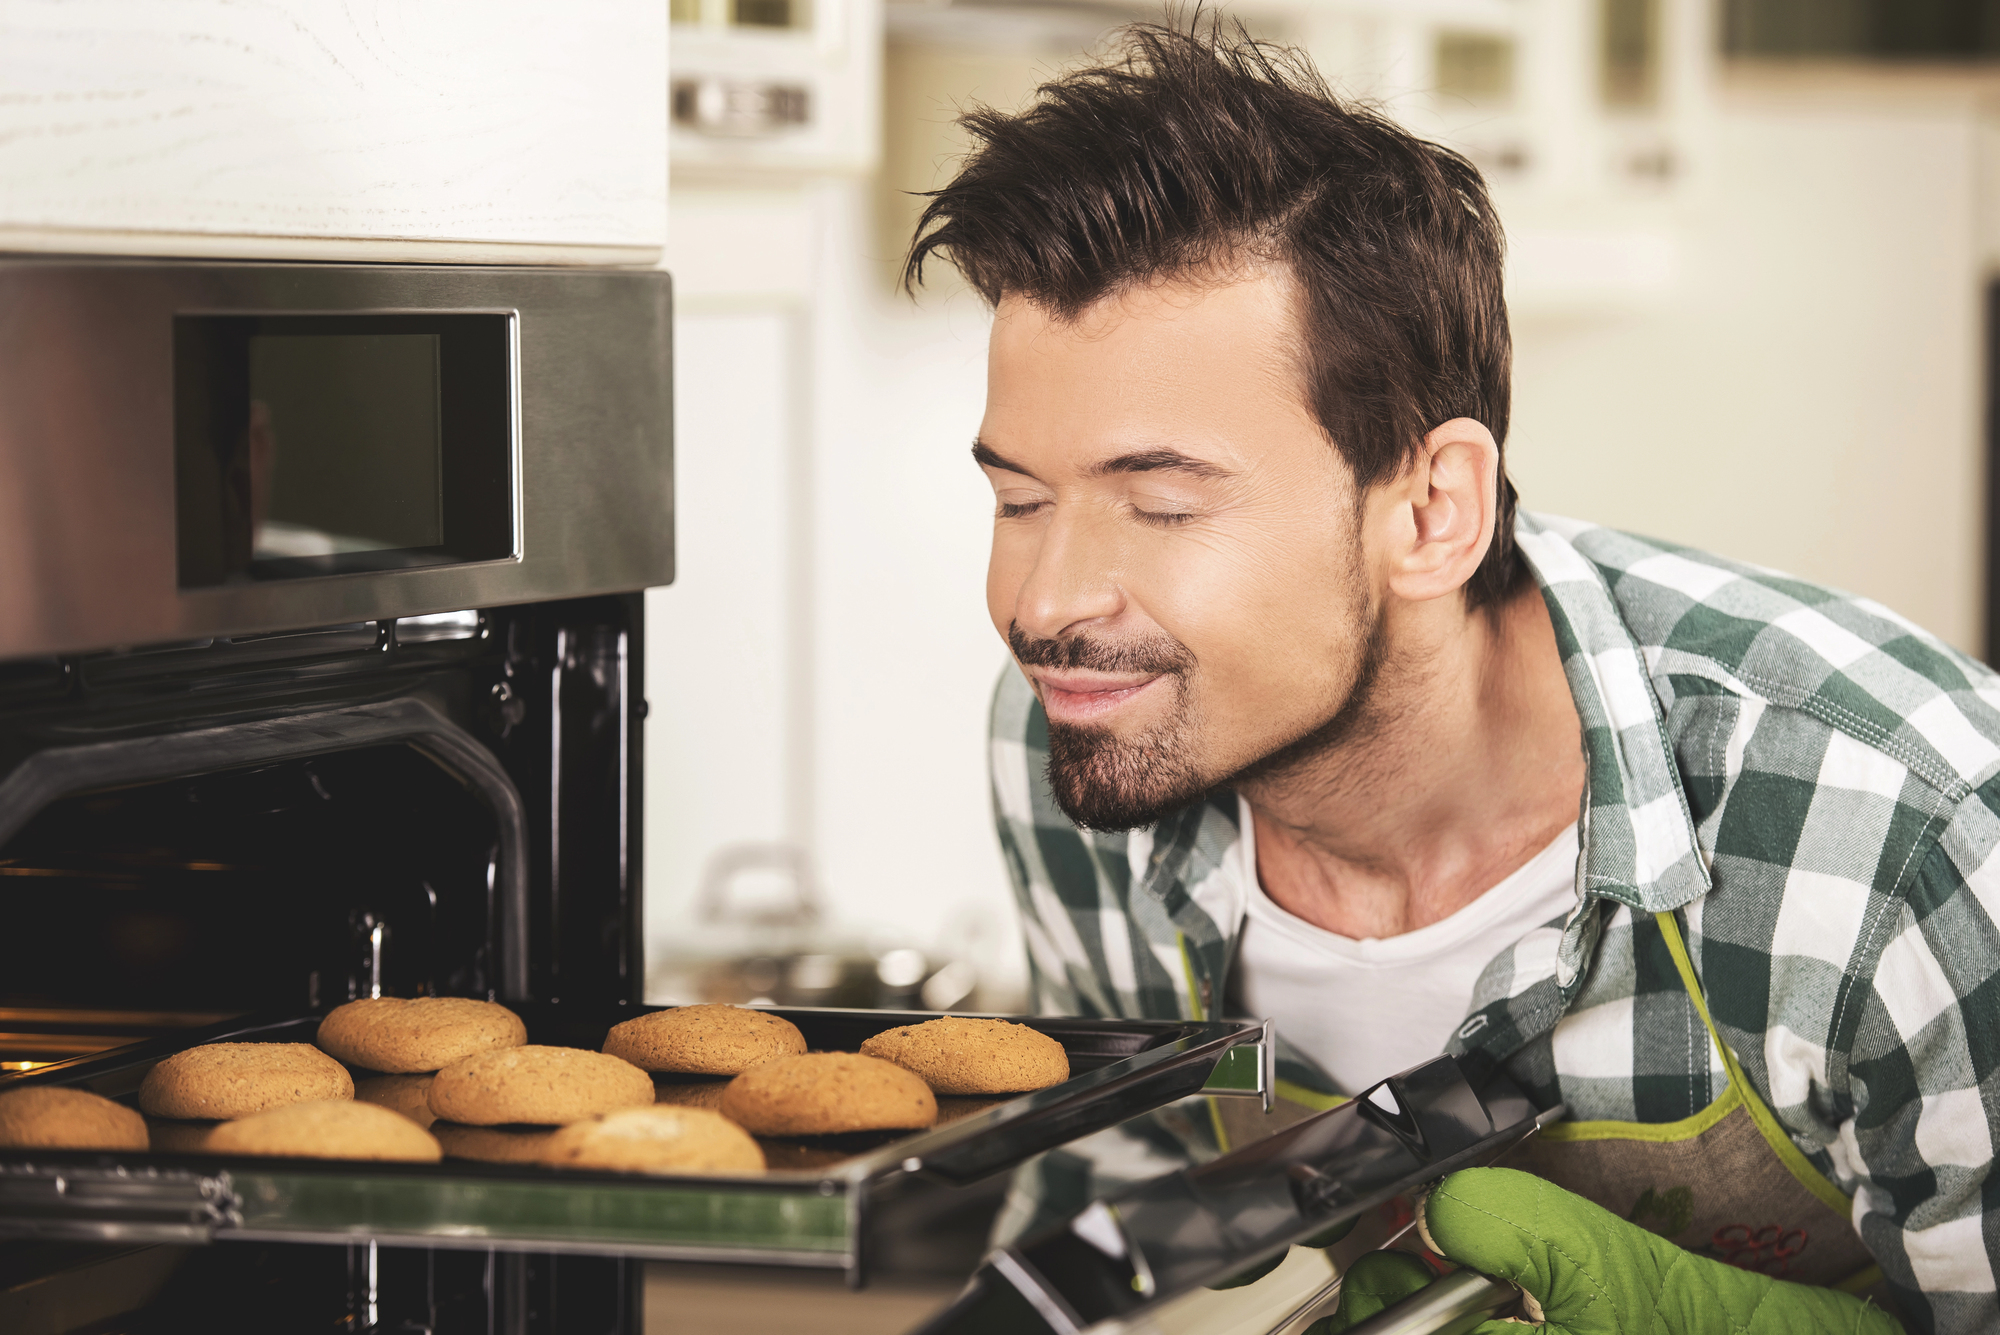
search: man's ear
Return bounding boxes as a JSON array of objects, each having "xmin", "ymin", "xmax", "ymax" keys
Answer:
[{"xmin": 1383, "ymin": 417, "xmax": 1500, "ymax": 604}]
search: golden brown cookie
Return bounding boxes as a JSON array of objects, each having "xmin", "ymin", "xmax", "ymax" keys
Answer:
[
  {"xmin": 858, "ymin": 1017, "xmax": 1070, "ymax": 1095},
  {"xmin": 602, "ymin": 1005, "xmax": 806, "ymax": 1075},
  {"xmin": 316, "ymin": 997, "xmax": 527, "ymax": 1073},
  {"xmin": 719, "ymin": 1052, "xmax": 937, "ymax": 1136},
  {"xmin": 138, "ymin": 1043, "xmax": 354, "ymax": 1120},
  {"xmin": 935, "ymin": 1095, "xmax": 1011, "ymax": 1126},
  {"xmin": 433, "ymin": 1121, "xmax": 558, "ymax": 1163},
  {"xmin": 207, "ymin": 1099, "xmax": 442, "ymax": 1162},
  {"xmin": 651, "ymin": 1076, "xmax": 730, "ymax": 1111},
  {"xmin": 147, "ymin": 1119, "xmax": 219, "ymax": 1154},
  {"xmin": 427, "ymin": 1046, "xmax": 653, "ymax": 1126},
  {"xmin": 0, "ymin": 1086, "xmax": 148, "ymax": 1151},
  {"xmin": 755, "ymin": 1139, "xmax": 852, "ymax": 1171},
  {"xmin": 539, "ymin": 1106, "xmax": 765, "ymax": 1175},
  {"xmin": 354, "ymin": 1073, "xmax": 437, "ymax": 1129}
]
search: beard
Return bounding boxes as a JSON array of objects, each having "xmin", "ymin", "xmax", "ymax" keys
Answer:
[
  {"xmin": 1009, "ymin": 620, "xmax": 1204, "ymax": 832},
  {"xmin": 1010, "ymin": 607, "xmax": 1388, "ymax": 834}
]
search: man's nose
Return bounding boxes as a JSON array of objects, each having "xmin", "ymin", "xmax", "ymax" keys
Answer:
[{"xmin": 1012, "ymin": 506, "xmax": 1126, "ymax": 640}]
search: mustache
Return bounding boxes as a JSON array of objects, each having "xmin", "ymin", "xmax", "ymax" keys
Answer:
[{"xmin": 1007, "ymin": 621, "xmax": 1195, "ymax": 676}]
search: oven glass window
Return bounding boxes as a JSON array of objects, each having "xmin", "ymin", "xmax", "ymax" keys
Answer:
[{"xmin": 174, "ymin": 313, "xmax": 515, "ymax": 587}]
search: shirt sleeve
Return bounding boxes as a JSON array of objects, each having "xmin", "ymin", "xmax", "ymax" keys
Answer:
[{"xmin": 1838, "ymin": 795, "xmax": 2000, "ymax": 1334}]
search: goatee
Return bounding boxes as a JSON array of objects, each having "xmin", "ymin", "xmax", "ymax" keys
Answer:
[
  {"xmin": 1009, "ymin": 622, "xmax": 1206, "ymax": 832},
  {"xmin": 1011, "ymin": 611, "xmax": 1388, "ymax": 834}
]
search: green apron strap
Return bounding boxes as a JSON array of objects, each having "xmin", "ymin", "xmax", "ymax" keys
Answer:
[
  {"xmin": 1653, "ymin": 911, "xmax": 1854, "ymax": 1219},
  {"xmin": 1176, "ymin": 931, "xmax": 1235, "ymax": 1152}
]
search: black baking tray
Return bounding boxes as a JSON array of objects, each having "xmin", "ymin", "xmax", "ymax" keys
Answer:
[{"xmin": 0, "ymin": 1004, "xmax": 1265, "ymax": 1280}]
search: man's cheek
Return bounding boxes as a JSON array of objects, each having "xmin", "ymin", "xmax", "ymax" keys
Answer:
[{"xmin": 1189, "ymin": 600, "xmax": 1351, "ymax": 725}]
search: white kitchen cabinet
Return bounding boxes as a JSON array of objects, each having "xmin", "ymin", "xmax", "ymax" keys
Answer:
[
  {"xmin": 644, "ymin": 306, "xmax": 804, "ymax": 970},
  {"xmin": 0, "ymin": 0, "xmax": 667, "ymax": 263},
  {"xmin": 672, "ymin": 0, "xmax": 881, "ymax": 180}
]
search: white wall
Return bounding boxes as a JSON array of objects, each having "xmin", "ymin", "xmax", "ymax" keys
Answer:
[{"xmin": 1510, "ymin": 92, "xmax": 1985, "ymax": 652}]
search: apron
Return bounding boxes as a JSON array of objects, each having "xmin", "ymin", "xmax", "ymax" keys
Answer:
[{"xmin": 1502, "ymin": 910, "xmax": 1886, "ymax": 1299}]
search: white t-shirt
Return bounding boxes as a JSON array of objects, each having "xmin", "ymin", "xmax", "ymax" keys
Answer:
[{"xmin": 1233, "ymin": 794, "xmax": 1579, "ymax": 1095}]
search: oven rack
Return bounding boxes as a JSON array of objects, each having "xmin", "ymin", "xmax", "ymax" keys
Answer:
[{"xmin": 0, "ymin": 1005, "xmax": 1268, "ymax": 1282}]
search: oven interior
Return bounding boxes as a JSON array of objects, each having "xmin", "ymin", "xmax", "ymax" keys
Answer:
[
  {"xmin": 2, "ymin": 744, "xmax": 500, "ymax": 1034},
  {"xmin": 0, "ymin": 596, "xmax": 648, "ymax": 1333}
]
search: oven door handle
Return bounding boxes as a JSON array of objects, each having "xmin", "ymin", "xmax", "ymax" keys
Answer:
[{"xmin": 910, "ymin": 1056, "xmax": 1554, "ymax": 1335}]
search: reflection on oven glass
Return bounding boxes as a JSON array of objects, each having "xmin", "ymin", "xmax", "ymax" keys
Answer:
[
  {"xmin": 253, "ymin": 519, "xmax": 407, "ymax": 561},
  {"xmin": 244, "ymin": 334, "xmax": 446, "ymax": 561},
  {"xmin": 174, "ymin": 315, "xmax": 520, "ymax": 587}
]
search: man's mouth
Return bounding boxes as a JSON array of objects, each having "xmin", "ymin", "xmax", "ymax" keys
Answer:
[{"xmin": 1032, "ymin": 669, "xmax": 1168, "ymax": 725}]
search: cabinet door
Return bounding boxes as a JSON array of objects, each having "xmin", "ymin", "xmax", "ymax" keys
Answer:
[
  {"xmin": 0, "ymin": 1, "xmax": 666, "ymax": 262},
  {"xmin": 644, "ymin": 308, "xmax": 804, "ymax": 978}
]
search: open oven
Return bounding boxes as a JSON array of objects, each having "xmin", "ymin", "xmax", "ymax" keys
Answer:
[{"xmin": 0, "ymin": 259, "xmax": 1272, "ymax": 1334}]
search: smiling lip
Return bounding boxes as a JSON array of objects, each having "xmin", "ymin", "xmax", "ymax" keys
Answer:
[{"xmin": 1032, "ymin": 669, "xmax": 1168, "ymax": 724}]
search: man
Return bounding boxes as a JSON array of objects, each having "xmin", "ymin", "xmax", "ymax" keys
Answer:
[{"xmin": 904, "ymin": 23, "xmax": 1998, "ymax": 1335}]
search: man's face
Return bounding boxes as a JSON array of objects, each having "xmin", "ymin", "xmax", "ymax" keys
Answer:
[{"xmin": 979, "ymin": 269, "xmax": 1386, "ymax": 831}]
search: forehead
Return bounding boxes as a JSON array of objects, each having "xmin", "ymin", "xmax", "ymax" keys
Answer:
[{"xmin": 982, "ymin": 268, "xmax": 1322, "ymax": 466}]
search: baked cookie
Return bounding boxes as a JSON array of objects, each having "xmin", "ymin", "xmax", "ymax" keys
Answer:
[
  {"xmin": 719, "ymin": 1052, "xmax": 937, "ymax": 1136},
  {"xmin": 935, "ymin": 1095, "xmax": 1011, "ymax": 1126},
  {"xmin": 755, "ymin": 1139, "xmax": 851, "ymax": 1172},
  {"xmin": 316, "ymin": 997, "xmax": 527, "ymax": 1073},
  {"xmin": 432, "ymin": 1121, "xmax": 558, "ymax": 1163},
  {"xmin": 427, "ymin": 1046, "xmax": 653, "ymax": 1126},
  {"xmin": 539, "ymin": 1106, "xmax": 765, "ymax": 1175},
  {"xmin": 354, "ymin": 1073, "xmax": 437, "ymax": 1128},
  {"xmin": 602, "ymin": 1005, "xmax": 806, "ymax": 1075},
  {"xmin": 858, "ymin": 1017, "xmax": 1070, "ymax": 1095},
  {"xmin": 651, "ymin": 1077, "xmax": 730, "ymax": 1112},
  {"xmin": 147, "ymin": 1119, "xmax": 219, "ymax": 1154},
  {"xmin": 139, "ymin": 1043, "xmax": 354, "ymax": 1120},
  {"xmin": 208, "ymin": 1099, "xmax": 441, "ymax": 1162},
  {"xmin": 0, "ymin": 1086, "xmax": 148, "ymax": 1151}
]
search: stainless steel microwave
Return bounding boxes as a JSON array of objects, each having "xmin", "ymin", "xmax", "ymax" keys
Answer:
[{"xmin": 0, "ymin": 259, "xmax": 674, "ymax": 661}]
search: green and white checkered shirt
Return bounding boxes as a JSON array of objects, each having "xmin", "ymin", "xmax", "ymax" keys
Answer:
[{"xmin": 991, "ymin": 512, "xmax": 2000, "ymax": 1332}]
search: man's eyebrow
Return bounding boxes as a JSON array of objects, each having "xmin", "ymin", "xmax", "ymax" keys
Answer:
[
  {"xmin": 971, "ymin": 439, "xmax": 1040, "ymax": 479},
  {"xmin": 1086, "ymin": 448, "xmax": 1234, "ymax": 481},
  {"xmin": 970, "ymin": 441, "xmax": 1236, "ymax": 482}
]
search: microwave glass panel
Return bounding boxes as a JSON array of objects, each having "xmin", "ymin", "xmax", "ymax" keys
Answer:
[{"xmin": 175, "ymin": 313, "xmax": 515, "ymax": 588}]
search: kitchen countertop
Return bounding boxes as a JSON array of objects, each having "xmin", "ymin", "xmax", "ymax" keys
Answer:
[{"xmin": 644, "ymin": 1262, "xmax": 962, "ymax": 1335}]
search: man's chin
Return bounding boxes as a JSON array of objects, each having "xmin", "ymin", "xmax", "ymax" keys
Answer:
[
  {"xmin": 1050, "ymin": 782, "xmax": 1204, "ymax": 833},
  {"xmin": 1044, "ymin": 727, "xmax": 1213, "ymax": 834}
]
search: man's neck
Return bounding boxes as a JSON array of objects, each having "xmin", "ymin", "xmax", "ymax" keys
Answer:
[{"xmin": 1237, "ymin": 579, "xmax": 1585, "ymax": 940}]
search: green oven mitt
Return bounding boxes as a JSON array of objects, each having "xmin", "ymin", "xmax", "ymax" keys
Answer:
[{"xmin": 1311, "ymin": 1168, "xmax": 1901, "ymax": 1333}]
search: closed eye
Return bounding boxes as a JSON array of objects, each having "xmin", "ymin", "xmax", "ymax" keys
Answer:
[
  {"xmin": 1132, "ymin": 506, "xmax": 1196, "ymax": 528},
  {"xmin": 996, "ymin": 500, "xmax": 1047, "ymax": 519}
]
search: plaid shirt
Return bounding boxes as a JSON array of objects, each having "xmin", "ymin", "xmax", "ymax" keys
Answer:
[{"xmin": 991, "ymin": 512, "xmax": 2000, "ymax": 1333}]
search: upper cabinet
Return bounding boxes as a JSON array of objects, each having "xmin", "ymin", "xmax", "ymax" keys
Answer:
[
  {"xmin": 1294, "ymin": 0, "xmax": 1713, "ymax": 317},
  {"xmin": 671, "ymin": 0, "xmax": 882, "ymax": 180},
  {"xmin": 0, "ymin": 1, "xmax": 668, "ymax": 264}
]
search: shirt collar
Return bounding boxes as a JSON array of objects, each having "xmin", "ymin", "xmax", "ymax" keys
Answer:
[{"xmin": 1515, "ymin": 511, "xmax": 1711, "ymax": 923}]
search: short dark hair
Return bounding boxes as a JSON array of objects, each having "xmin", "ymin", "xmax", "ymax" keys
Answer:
[{"xmin": 904, "ymin": 21, "xmax": 1521, "ymax": 609}]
